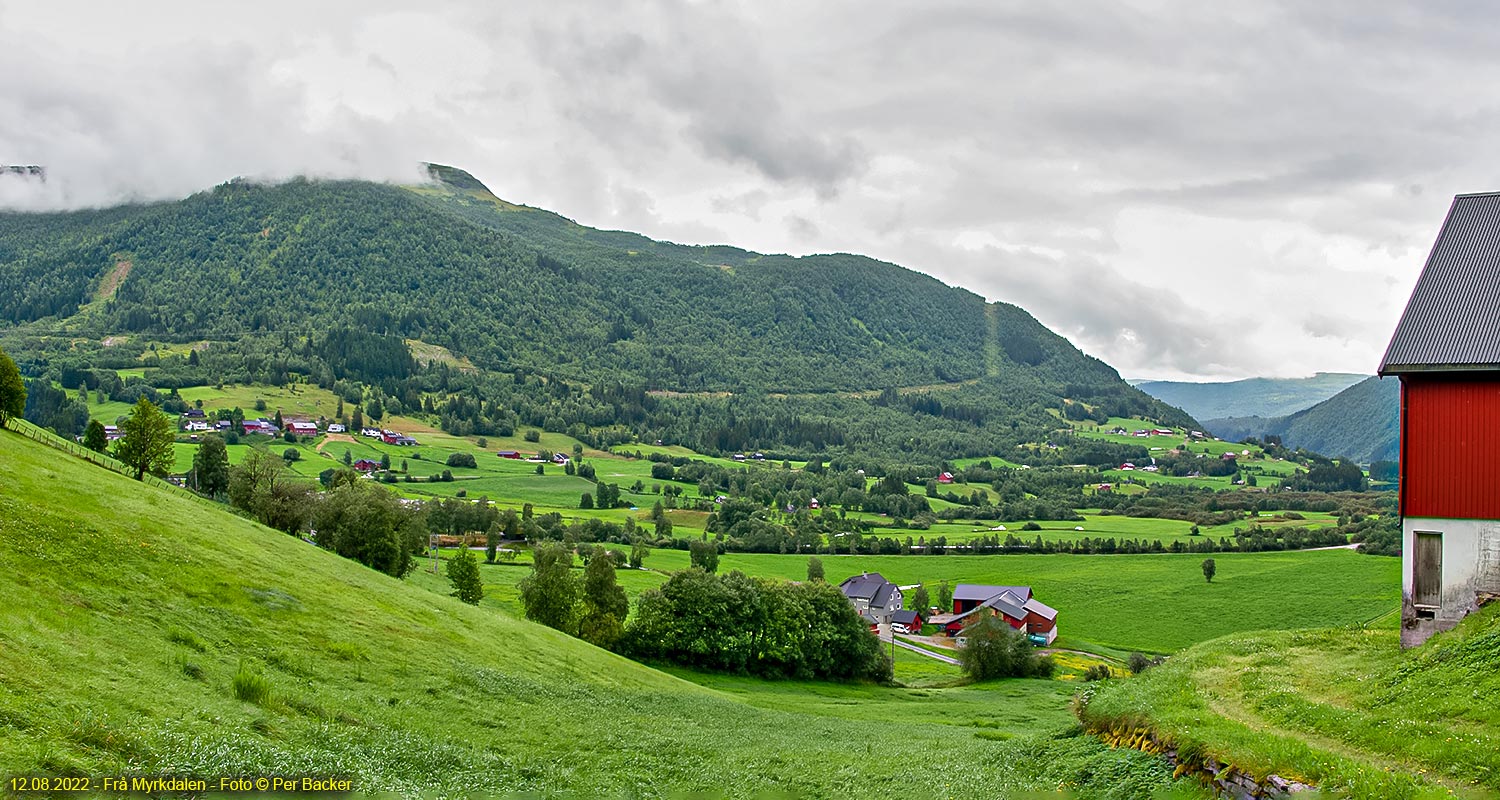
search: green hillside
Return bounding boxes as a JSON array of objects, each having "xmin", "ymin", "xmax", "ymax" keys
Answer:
[
  {"xmin": 1206, "ymin": 376, "xmax": 1399, "ymax": 464},
  {"xmin": 1135, "ymin": 373, "xmax": 1367, "ymax": 420},
  {"xmin": 0, "ymin": 167, "xmax": 1192, "ymax": 461},
  {"xmin": 0, "ymin": 427, "xmax": 1193, "ymax": 798},
  {"xmin": 1079, "ymin": 605, "xmax": 1500, "ymax": 799}
]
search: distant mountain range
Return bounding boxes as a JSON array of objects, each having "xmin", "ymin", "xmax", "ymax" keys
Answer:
[
  {"xmin": 1134, "ymin": 372, "xmax": 1368, "ymax": 421},
  {"xmin": 1203, "ymin": 377, "xmax": 1399, "ymax": 464}
]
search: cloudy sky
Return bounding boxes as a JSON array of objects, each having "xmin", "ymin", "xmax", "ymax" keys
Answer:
[{"xmin": 2, "ymin": 1, "xmax": 1494, "ymax": 381}]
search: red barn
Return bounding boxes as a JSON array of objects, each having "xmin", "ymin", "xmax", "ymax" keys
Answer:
[{"xmin": 1379, "ymin": 192, "xmax": 1500, "ymax": 647}]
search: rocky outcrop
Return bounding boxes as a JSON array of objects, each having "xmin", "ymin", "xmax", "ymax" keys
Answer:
[{"xmin": 1088, "ymin": 723, "xmax": 1314, "ymax": 799}]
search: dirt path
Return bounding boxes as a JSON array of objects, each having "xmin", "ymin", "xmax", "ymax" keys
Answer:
[{"xmin": 317, "ymin": 433, "xmax": 356, "ymax": 453}]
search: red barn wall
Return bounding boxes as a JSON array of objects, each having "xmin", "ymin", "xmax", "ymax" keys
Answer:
[{"xmin": 1402, "ymin": 374, "xmax": 1500, "ymax": 519}]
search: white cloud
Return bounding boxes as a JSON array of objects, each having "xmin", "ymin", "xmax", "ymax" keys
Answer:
[{"xmin": 3, "ymin": 0, "xmax": 1493, "ymax": 380}]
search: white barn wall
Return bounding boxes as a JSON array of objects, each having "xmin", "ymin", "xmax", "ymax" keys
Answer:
[{"xmin": 1401, "ymin": 516, "xmax": 1500, "ymax": 647}]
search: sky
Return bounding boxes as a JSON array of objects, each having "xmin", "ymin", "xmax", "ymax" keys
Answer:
[{"xmin": 1, "ymin": 1, "xmax": 1495, "ymax": 381}]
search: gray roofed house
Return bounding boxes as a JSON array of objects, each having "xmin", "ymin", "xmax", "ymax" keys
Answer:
[
  {"xmin": 838, "ymin": 572, "xmax": 904, "ymax": 625},
  {"xmin": 1377, "ymin": 192, "xmax": 1500, "ymax": 647},
  {"xmin": 891, "ymin": 609, "xmax": 923, "ymax": 632},
  {"xmin": 1380, "ymin": 192, "xmax": 1500, "ymax": 375}
]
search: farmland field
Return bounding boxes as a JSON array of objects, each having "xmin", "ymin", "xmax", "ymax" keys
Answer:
[{"xmin": 425, "ymin": 545, "xmax": 1398, "ymax": 655}]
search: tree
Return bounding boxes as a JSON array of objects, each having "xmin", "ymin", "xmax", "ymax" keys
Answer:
[
  {"xmin": 806, "ymin": 556, "xmax": 825, "ymax": 582},
  {"xmin": 113, "ymin": 397, "xmax": 175, "ymax": 480},
  {"xmin": 1202, "ymin": 558, "xmax": 1217, "ymax": 583},
  {"xmin": 0, "ymin": 348, "xmax": 27, "ymax": 428},
  {"xmin": 689, "ymin": 539, "xmax": 719, "ymax": 573},
  {"xmin": 936, "ymin": 581, "xmax": 953, "ymax": 613},
  {"xmin": 485, "ymin": 520, "xmax": 500, "ymax": 563},
  {"xmin": 192, "ymin": 434, "xmax": 230, "ymax": 497},
  {"xmin": 519, "ymin": 542, "xmax": 580, "ymax": 631},
  {"xmin": 352, "ymin": 405, "xmax": 363, "ymax": 431},
  {"xmin": 446, "ymin": 549, "xmax": 484, "ymax": 605},
  {"xmin": 380, "ymin": 452, "xmax": 391, "ymax": 471},
  {"xmin": 446, "ymin": 452, "xmax": 477, "ymax": 468},
  {"xmin": 311, "ymin": 480, "xmax": 424, "ymax": 577},
  {"xmin": 579, "ymin": 552, "xmax": 629, "ymax": 649},
  {"xmin": 228, "ymin": 450, "xmax": 313, "ymax": 535},
  {"xmin": 909, "ymin": 583, "xmax": 931, "ymax": 613},
  {"xmin": 629, "ymin": 539, "xmax": 649, "ymax": 569},
  {"xmin": 82, "ymin": 419, "xmax": 107, "ymax": 453},
  {"xmin": 580, "ymin": 492, "xmax": 594, "ymax": 509},
  {"xmin": 956, "ymin": 613, "xmax": 1052, "ymax": 681}
]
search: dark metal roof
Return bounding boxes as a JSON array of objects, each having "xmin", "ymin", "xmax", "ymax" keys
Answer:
[
  {"xmin": 1381, "ymin": 193, "xmax": 1500, "ymax": 374},
  {"xmin": 952, "ymin": 583, "xmax": 1031, "ymax": 602},
  {"xmin": 838, "ymin": 573, "xmax": 892, "ymax": 603}
]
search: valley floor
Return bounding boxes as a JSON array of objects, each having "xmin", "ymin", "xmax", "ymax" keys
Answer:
[{"xmin": 0, "ymin": 428, "xmax": 1199, "ymax": 799}]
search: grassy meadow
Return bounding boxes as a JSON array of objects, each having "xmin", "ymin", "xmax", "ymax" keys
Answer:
[
  {"xmin": 1081, "ymin": 605, "xmax": 1500, "ymax": 799},
  {"xmin": 0, "ymin": 427, "xmax": 1205, "ymax": 799}
]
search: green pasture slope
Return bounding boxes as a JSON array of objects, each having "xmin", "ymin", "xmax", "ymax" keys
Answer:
[
  {"xmin": 1081, "ymin": 605, "xmax": 1500, "ymax": 799},
  {"xmin": 0, "ymin": 428, "xmax": 1199, "ymax": 799}
]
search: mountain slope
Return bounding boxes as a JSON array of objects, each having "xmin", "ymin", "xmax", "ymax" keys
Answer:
[
  {"xmin": 1205, "ymin": 376, "xmax": 1399, "ymax": 463},
  {"xmin": 0, "ymin": 168, "xmax": 1194, "ymax": 459},
  {"xmin": 1134, "ymin": 372, "xmax": 1367, "ymax": 420},
  {"xmin": 0, "ymin": 427, "xmax": 1181, "ymax": 796}
]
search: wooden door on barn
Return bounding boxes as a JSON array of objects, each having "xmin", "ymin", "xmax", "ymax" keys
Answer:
[{"xmin": 1414, "ymin": 532, "xmax": 1443, "ymax": 608}]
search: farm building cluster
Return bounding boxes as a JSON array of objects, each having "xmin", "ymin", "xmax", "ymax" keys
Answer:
[
  {"xmin": 169, "ymin": 407, "xmax": 417, "ymax": 446},
  {"xmin": 837, "ymin": 572, "xmax": 1059, "ymax": 644}
]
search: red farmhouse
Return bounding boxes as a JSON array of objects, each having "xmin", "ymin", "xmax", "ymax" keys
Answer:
[
  {"xmin": 933, "ymin": 583, "xmax": 1058, "ymax": 644},
  {"xmin": 1380, "ymin": 192, "xmax": 1500, "ymax": 646}
]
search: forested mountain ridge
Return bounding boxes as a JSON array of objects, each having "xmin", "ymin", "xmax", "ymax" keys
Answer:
[
  {"xmin": 0, "ymin": 166, "xmax": 1193, "ymax": 459},
  {"xmin": 1135, "ymin": 372, "xmax": 1368, "ymax": 421},
  {"xmin": 1205, "ymin": 376, "xmax": 1398, "ymax": 464}
]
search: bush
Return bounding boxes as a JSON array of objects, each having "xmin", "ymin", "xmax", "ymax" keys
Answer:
[
  {"xmin": 446, "ymin": 452, "xmax": 477, "ymax": 468},
  {"xmin": 476, "ymin": 437, "xmax": 488, "ymax": 448},
  {"xmin": 524, "ymin": 429, "xmax": 541, "ymax": 443},
  {"xmin": 957, "ymin": 613, "xmax": 1053, "ymax": 681},
  {"xmin": 1021, "ymin": 521, "xmax": 1042, "ymax": 531},
  {"xmin": 1083, "ymin": 664, "xmax": 1112, "ymax": 681},
  {"xmin": 282, "ymin": 448, "xmax": 301, "ymax": 462},
  {"xmin": 1126, "ymin": 652, "xmax": 1150, "ymax": 674},
  {"xmin": 232, "ymin": 661, "xmax": 273, "ymax": 706}
]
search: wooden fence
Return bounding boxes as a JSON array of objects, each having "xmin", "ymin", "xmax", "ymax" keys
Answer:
[{"xmin": 3, "ymin": 416, "xmax": 218, "ymax": 506}]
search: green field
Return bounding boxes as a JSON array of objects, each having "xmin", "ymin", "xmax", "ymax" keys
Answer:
[
  {"xmin": 0, "ymin": 427, "xmax": 1202, "ymax": 798},
  {"xmin": 448, "ymin": 544, "xmax": 1397, "ymax": 655},
  {"xmin": 1081, "ymin": 606, "xmax": 1500, "ymax": 799}
]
